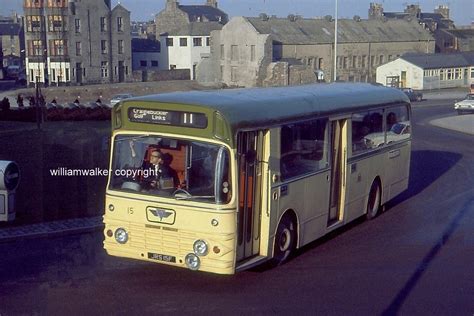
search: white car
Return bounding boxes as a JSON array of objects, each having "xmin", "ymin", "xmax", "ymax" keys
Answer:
[
  {"xmin": 110, "ymin": 93, "xmax": 133, "ymax": 106},
  {"xmin": 364, "ymin": 122, "xmax": 411, "ymax": 148},
  {"xmin": 454, "ymin": 94, "xmax": 474, "ymax": 114}
]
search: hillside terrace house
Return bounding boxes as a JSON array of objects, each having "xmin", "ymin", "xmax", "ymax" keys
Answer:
[
  {"xmin": 368, "ymin": 3, "xmax": 460, "ymax": 53},
  {"xmin": 436, "ymin": 28, "xmax": 474, "ymax": 53},
  {"xmin": 131, "ymin": 38, "xmax": 161, "ymax": 71},
  {"xmin": 23, "ymin": 0, "xmax": 132, "ymax": 86},
  {"xmin": 376, "ymin": 52, "xmax": 474, "ymax": 90},
  {"xmin": 197, "ymin": 15, "xmax": 434, "ymax": 88},
  {"xmin": 155, "ymin": 0, "xmax": 228, "ymax": 80}
]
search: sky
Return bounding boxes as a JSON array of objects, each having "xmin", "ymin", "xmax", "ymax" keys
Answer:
[{"xmin": 0, "ymin": 0, "xmax": 472, "ymax": 25}]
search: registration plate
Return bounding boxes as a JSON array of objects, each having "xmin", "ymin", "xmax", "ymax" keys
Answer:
[{"xmin": 148, "ymin": 252, "xmax": 176, "ymax": 263}]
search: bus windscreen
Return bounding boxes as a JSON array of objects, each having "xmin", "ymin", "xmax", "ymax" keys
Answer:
[{"xmin": 109, "ymin": 135, "xmax": 231, "ymax": 204}]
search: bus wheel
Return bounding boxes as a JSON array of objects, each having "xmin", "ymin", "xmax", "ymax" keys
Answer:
[
  {"xmin": 272, "ymin": 216, "xmax": 295, "ymax": 265},
  {"xmin": 366, "ymin": 180, "xmax": 381, "ymax": 220}
]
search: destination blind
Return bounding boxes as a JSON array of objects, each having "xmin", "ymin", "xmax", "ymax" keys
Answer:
[{"xmin": 128, "ymin": 107, "xmax": 207, "ymax": 128}]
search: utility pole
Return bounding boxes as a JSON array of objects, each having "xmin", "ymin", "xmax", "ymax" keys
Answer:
[{"xmin": 333, "ymin": 0, "xmax": 338, "ymax": 82}]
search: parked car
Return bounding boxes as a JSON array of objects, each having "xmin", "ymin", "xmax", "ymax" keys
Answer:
[
  {"xmin": 110, "ymin": 93, "xmax": 133, "ymax": 106},
  {"xmin": 364, "ymin": 121, "xmax": 411, "ymax": 148},
  {"xmin": 399, "ymin": 88, "xmax": 423, "ymax": 102},
  {"xmin": 454, "ymin": 94, "xmax": 474, "ymax": 114}
]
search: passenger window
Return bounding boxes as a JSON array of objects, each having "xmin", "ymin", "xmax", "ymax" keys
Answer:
[
  {"xmin": 386, "ymin": 105, "xmax": 410, "ymax": 144},
  {"xmin": 351, "ymin": 109, "xmax": 384, "ymax": 154},
  {"xmin": 280, "ymin": 118, "xmax": 329, "ymax": 180}
]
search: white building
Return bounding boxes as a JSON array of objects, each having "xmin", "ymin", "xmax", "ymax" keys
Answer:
[
  {"xmin": 159, "ymin": 26, "xmax": 218, "ymax": 79},
  {"xmin": 154, "ymin": 0, "xmax": 227, "ymax": 79},
  {"xmin": 376, "ymin": 52, "xmax": 474, "ymax": 89}
]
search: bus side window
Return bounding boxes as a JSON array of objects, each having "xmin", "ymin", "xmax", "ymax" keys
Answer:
[{"xmin": 280, "ymin": 118, "xmax": 328, "ymax": 180}]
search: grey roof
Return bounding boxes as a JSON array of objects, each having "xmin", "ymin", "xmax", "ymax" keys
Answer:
[
  {"xmin": 130, "ymin": 83, "xmax": 409, "ymax": 132},
  {"xmin": 382, "ymin": 11, "xmax": 452, "ymax": 29},
  {"xmin": 401, "ymin": 52, "xmax": 474, "ymax": 69},
  {"xmin": 442, "ymin": 28, "xmax": 474, "ymax": 39},
  {"xmin": 131, "ymin": 38, "xmax": 160, "ymax": 52},
  {"xmin": 179, "ymin": 5, "xmax": 227, "ymax": 23},
  {"xmin": 0, "ymin": 23, "xmax": 21, "ymax": 36},
  {"xmin": 245, "ymin": 17, "xmax": 433, "ymax": 44},
  {"xmin": 165, "ymin": 21, "xmax": 223, "ymax": 36}
]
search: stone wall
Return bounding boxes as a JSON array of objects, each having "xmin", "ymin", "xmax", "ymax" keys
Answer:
[
  {"xmin": 0, "ymin": 121, "xmax": 110, "ymax": 224},
  {"xmin": 132, "ymin": 69, "xmax": 190, "ymax": 82}
]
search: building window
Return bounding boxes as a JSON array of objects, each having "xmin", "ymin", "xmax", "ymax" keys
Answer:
[
  {"xmin": 101, "ymin": 61, "xmax": 108, "ymax": 78},
  {"xmin": 231, "ymin": 45, "xmax": 238, "ymax": 61},
  {"xmin": 48, "ymin": 15, "xmax": 65, "ymax": 32},
  {"xmin": 27, "ymin": 40, "xmax": 44, "ymax": 56},
  {"xmin": 471, "ymin": 68, "xmax": 474, "ymax": 79},
  {"xmin": 231, "ymin": 66, "xmax": 237, "ymax": 82},
  {"xmin": 388, "ymin": 55, "xmax": 393, "ymax": 61},
  {"xmin": 206, "ymin": 37, "xmax": 210, "ymax": 46},
  {"xmin": 220, "ymin": 44, "xmax": 224, "ymax": 60},
  {"xmin": 49, "ymin": 39, "xmax": 67, "ymax": 56},
  {"xmin": 362, "ymin": 55, "xmax": 367, "ymax": 68},
  {"xmin": 75, "ymin": 42, "xmax": 81, "ymax": 56},
  {"xmin": 379, "ymin": 55, "xmax": 384, "ymax": 64},
  {"xmin": 25, "ymin": 0, "xmax": 43, "ymax": 8},
  {"xmin": 48, "ymin": 0, "xmax": 67, "ymax": 7},
  {"xmin": 193, "ymin": 37, "xmax": 202, "ymax": 47},
  {"xmin": 140, "ymin": 60, "xmax": 147, "ymax": 67},
  {"xmin": 250, "ymin": 45, "xmax": 255, "ymax": 62},
  {"xmin": 343, "ymin": 57, "xmax": 348, "ymax": 69},
  {"xmin": 26, "ymin": 16, "xmax": 42, "ymax": 32},
  {"xmin": 220, "ymin": 65, "xmax": 224, "ymax": 79},
  {"xmin": 118, "ymin": 40, "xmax": 124, "ymax": 54},
  {"xmin": 166, "ymin": 38, "xmax": 173, "ymax": 47},
  {"xmin": 100, "ymin": 17, "xmax": 107, "ymax": 32},
  {"xmin": 370, "ymin": 56, "xmax": 375, "ymax": 67},
  {"xmin": 117, "ymin": 17, "xmax": 123, "ymax": 32},
  {"xmin": 75, "ymin": 18, "xmax": 81, "ymax": 33},
  {"xmin": 180, "ymin": 38, "xmax": 187, "ymax": 47},
  {"xmin": 151, "ymin": 60, "xmax": 158, "ymax": 67},
  {"xmin": 101, "ymin": 40, "xmax": 107, "ymax": 54}
]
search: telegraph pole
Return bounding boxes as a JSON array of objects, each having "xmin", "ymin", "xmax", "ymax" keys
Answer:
[{"xmin": 333, "ymin": 0, "xmax": 338, "ymax": 82}]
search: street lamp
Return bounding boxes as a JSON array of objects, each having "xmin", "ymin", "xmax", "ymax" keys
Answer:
[{"xmin": 333, "ymin": 0, "xmax": 338, "ymax": 82}]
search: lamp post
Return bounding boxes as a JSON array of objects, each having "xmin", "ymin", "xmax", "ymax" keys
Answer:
[{"xmin": 333, "ymin": 0, "xmax": 338, "ymax": 82}]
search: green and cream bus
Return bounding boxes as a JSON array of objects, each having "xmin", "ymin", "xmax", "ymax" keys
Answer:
[{"xmin": 103, "ymin": 83, "xmax": 411, "ymax": 274}]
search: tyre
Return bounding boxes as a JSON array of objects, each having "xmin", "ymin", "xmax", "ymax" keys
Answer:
[
  {"xmin": 272, "ymin": 215, "xmax": 296, "ymax": 265},
  {"xmin": 366, "ymin": 180, "xmax": 381, "ymax": 220}
]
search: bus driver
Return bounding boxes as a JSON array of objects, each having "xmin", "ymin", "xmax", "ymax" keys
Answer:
[{"xmin": 141, "ymin": 150, "xmax": 178, "ymax": 191}]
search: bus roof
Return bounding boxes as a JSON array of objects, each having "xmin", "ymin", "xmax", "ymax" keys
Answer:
[{"xmin": 125, "ymin": 83, "xmax": 409, "ymax": 131}]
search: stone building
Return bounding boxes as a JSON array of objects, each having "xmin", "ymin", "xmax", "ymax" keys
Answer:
[
  {"xmin": 0, "ymin": 14, "xmax": 24, "ymax": 79},
  {"xmin": 198, "ymin": 15, "xmax": 434, "ymax": 88},
  {"xmin": 369, "ymin": 3, "xmax": 457, "ymax": 53},
  {"xmin": 154, "ymin": 0, "xmax": 228, "ymax": 79},
  {"xmin": 23, "ymin": 0, "xmax": 132, "ymax": 86},
  {"xmin": 436, "ymin": 28, "xmax": 474, "ymax": 53}
]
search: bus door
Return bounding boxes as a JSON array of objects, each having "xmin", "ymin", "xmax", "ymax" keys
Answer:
[
  {"xmin": 236, "ymin": 131, "xmax": 265, "ymax": 261},
  {"xmin": 328, "ymin": 119, "xmax": 348, "ymax": 226}
]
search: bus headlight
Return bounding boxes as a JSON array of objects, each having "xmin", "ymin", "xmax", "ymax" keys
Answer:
[
  {"xmin": 114, "ymin": 228, "xmax": 129, "ymax": 244},
  {"xmin": 193, "ymin": 239, "xmax": 209, "ymax": 256},
  {"xmin": 185, "ymin": 253, "xmax": 200, "ymax": 270}
]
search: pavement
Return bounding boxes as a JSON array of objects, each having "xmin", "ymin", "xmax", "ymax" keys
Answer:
[
  {"xmin": 0, "ymin": 86, "xmax": 472, "ymax": 243},
  {"xmin": 0, "ymin": 216, "xmax": 104, "ymax": 243}
]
